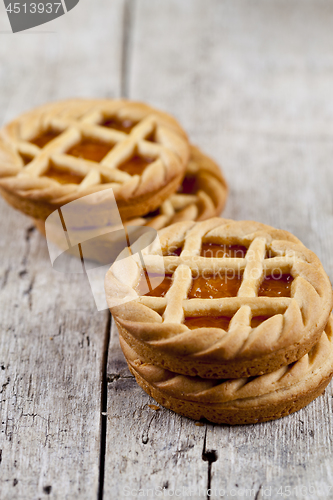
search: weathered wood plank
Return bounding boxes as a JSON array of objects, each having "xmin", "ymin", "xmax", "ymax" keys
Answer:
[
  {"xmin": 0, "ymin": 215, "xmax": 108, "ymax": 499},
  {"xmin": 0, "ymin": 1, "xmax": 125, "ymax": 498},
  {"xmin": 0, "ymin": 0, "xmax": 125, "ymax": 123},
  {"xmin": 106, "ymin": 324, "xmax": 208, "ymax": 498},
  {"xmin": 105, "ymin": 1, "xmax": 333, "ymax": 498},
  {"xmin": 205, "ymin": 391, "xmax": 333, "ymax": 500}
]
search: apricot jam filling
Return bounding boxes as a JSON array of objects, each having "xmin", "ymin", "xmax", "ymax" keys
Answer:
[
  {"xmin": 188, "ymin": 274, "xmax": 243, "ymax": 299},
  {"xmin": 137, "ymin": 272, "xmax": 173, "ymax": 297},
  {"xmin": 118, "ymin": 155, "xmax": 154, "ymax": 176},
  {"xmin": 201, "ymin": 243, "xmax": 247, "ymax": 258},
  {"xmin": 258, "ymin": 274, "xmax": 293, "ymax": 297},
  {"xmin": 185, "ymin": 315, "xmax": 273, "ymax": 330},
  {"xmin": 145, "ymin": 131, "xmax": 156, "ymax": 143},
  {"xmin": 177, "ymin": 174, "xmax": 197, "ymax": 194},
  {"xmin": 184, "ymin": 316, "xmax": 231, "ymax": 330},
  {"xmin": 67, "ymin": 139, "xmax": 113, "ymax": 162},
  {"xmin": 251, "ymin": 316, "xmax": 272, "ymax": 328},
  {"xmin": 44, "ymin": 165, "xmax": 83, "ymax": 185},
  {"xmin": 101, "ymin": 117, "xmax": 136, "ymax": 133},
  {"xmin": 20, "ymin": 153, "xmax": 33, "ymax": 166},
  {"xmin": 30, "ymin": 130, "xmax": 60, "ymax": 148}
]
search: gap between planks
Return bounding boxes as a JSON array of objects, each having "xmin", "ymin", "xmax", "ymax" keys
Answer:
[{"xmin": 105, "ymin": 321, "xmax": 216, "ymax": 499}]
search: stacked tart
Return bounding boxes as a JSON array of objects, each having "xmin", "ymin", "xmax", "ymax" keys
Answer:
[
  {"xmin": 0, "ymin": 99, "xmax": 227, "ymax": 231},
  {"xmin": 105, "ymin": 218, "xmax": 333, "ymax": 424}
]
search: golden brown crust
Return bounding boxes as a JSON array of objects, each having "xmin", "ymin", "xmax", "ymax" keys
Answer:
[
  {"xmin": 120, "ymin": 317, "xmax": 333, "ymax": 424},
  {"xmin": 106, "ymin": 218, "xmax": 333, "ymax": 378},
  {"xmin": 0, "ymin": 98, "xmax": 190, "ymax": 220},
  {"xmin": 115, "ymin": 318, "xmax": 324, "ymax": 378},
  {"xmin": 128, "ymin": 365, "xmax": 331, "ymax": 425}
]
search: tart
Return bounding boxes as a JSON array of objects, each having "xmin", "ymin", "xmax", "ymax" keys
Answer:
[
  {"xmin": 105, "ymin": 218, "xmax": 333, "ymax": 378},
  {"xmin": 0, "ymin": 99, "xmax": 190, "ymax": 220},
  {"xmin": 120, "ymin": 316, "xmax": 333, "ymax": 425}
]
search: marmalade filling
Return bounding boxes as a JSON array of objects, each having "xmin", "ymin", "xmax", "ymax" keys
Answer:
[
  {"xmin": 67, "ymin": 139, "xmax": 113, "ymax": 162},
  {"xmin": 101, "ymin": 117, "xmax": 136, "ymax": 133},
  {"xmin": 20, "ymin": 153, "xmax": 33, "ymax": 166},
  {"xmin": 135, "ymin": 243, "xmax": 292, "ymax": 329},
  {"xmin": 137, "ymin": 273, "xmax": 172, "ymax": 297},
  {"xmin": 177, "ymin": 175, "xmax": 197, "ymax": 194},
  {"xmin": 184, "ymin": 316, "xmax": 231, "ymax": 330},
  {"xmin": 188, "ymin": 274, "xmax": 243, "ymax": 299},
  {"xmin": 201, "ymin": 243, "xmax": 247, "ymax": 258},
  {"xmin": 258, "ymin": 274, "xmax": 293, "ymax": 297},
  {"xmin": 44, "ymin": 165, "xmax": 83, "ymax": 185},
  {"xmin": 30, "ymin": 130, "xmax": 60, "ymax": 148},
  {"xmin": 118, "ymin": 155, "xmax": 154, "ymax": 176}
]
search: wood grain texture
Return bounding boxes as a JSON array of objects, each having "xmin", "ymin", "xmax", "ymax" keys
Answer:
[
  {"xmin": 0, "ymin": 1, "xmax": 124, "ymax": 499},
  {"xmin": 106, "ymin": 324, "xmax": 208, "ymax": 498},
  {"xmin": 0, "ymin": 211, "xmax": 108, "ymax": 499},
  {"xmin": 105, "ymin": 1, "xmax": 333, "ymax": 499}
]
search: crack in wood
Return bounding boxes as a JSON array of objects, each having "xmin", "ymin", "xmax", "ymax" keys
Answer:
[
  {"xmin": 27, "ymin": 374, "xmax": 33, "ymax": 398},
  {"xmin": 43, "ymin": 484, "xmax": 52, "ymax": 495},
  {"xmin": 254, "ymin": 484, "xmax": 262, "ymax": 500},
  {"xmin": 21, "ymin": 413, "xmax": 48, "ymax": 422},
  {"xmin": 22, "ymin": 276, "xmax": 35, "ymax": 310},
  {"xmin": 25, "ymin": 226, "xmax": 36, "ymax": 242},
  {"xmin": 142, "ymin": 413, "xmax": 156, "ymax": 444},
  {"xmin": 23, "ymin": 276, "xmax": 35, "ymax": 295},
  {"xmin": 21, "ymin": 226, "xmax": 36, "ymax": 266},
  {"xmin": 98, "ymin": 312, "xmax": 112, "ymax": 500},
  {"xmin": 202, "ymin": 427, "xmax": 218, "ymax": 500},
  {"xmin": 0, "ymin": 377, "xmax": 10, "ymax": 394},
  {"xmin": 1, "ymin": 265, "xmax": 11, "ymax": 289}
]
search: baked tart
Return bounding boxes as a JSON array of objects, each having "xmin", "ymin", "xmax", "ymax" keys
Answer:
[
  {"xmin": 0, "ymin": 99, "xmax": 190, "ymax": 221},
  {"xmin": 105, "ymin": 218, "xmax": 333, "ymax": 378}
]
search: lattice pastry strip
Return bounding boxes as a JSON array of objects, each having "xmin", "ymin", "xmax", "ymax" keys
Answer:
[
  {"xmin": 106, "ymin": 218, "xmax": 333, "ymax": 378},
  {"xmin": 6, "ymin": 118, "xmax": 171, "ymax": 189},
  {"xmin": 163, "ymin": 265, "xmax": 192, "ymax": 324}
]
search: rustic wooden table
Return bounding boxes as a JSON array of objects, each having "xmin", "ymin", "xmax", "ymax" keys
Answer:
[{"xmin": 1, "ymin": 1, "xmax": 333, "ymax": 499}]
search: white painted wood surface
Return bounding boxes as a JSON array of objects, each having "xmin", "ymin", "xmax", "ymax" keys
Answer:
[{"xmin": 1, "ymin": 1, "xmax": 333, "ymax": 499}]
